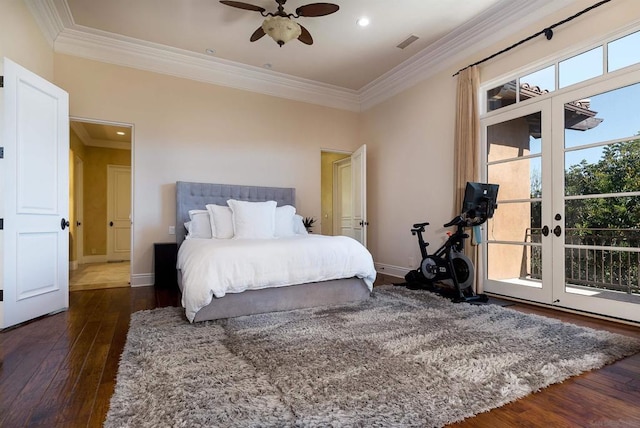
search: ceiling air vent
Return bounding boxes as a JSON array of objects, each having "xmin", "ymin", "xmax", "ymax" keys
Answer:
[{"xmin": 396, "ymin": 35, "xmax": 419, "ymax": 50}]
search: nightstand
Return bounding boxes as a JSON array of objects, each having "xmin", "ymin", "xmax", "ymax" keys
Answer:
[{"xmin": 154, "ymin": 242, "xmax": 178, "ymax": 289}]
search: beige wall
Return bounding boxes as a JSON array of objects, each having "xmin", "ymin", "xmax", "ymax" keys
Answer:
[
  {"xmin": 0, "ymin": 0, "xmax": 53, "ymax": 79},
  {"xmin": 362, "ymin": 71, "xmax": 459, "ymax": 268},
  {"xmin": 53, "ymin": 54, "xmax": 360, "ymax": 280},
  {"xmin": 320, "ymin": 151, "xmax": 349, "ymax": 235},
  {"xmin": 360, "ymin": 0, "xmax": 640, "ymax": 272}
]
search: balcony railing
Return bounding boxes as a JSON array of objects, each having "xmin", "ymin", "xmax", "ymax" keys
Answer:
[{"xmin": 525, "ymin": 228, "xmax": 640, "ymax": 295}]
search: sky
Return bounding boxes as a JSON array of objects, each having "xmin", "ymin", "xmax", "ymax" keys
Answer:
[{"xmin": 515, "ymin": 30, "xmax": 640, "ymax": 182}]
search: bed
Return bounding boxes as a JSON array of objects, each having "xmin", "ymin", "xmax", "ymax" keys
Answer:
[{"xmin": 175, "ymin": 181, "xmax": 375, "ymax": 322}]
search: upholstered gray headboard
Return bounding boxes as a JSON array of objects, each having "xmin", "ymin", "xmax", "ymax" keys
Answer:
[{"xmin": 176, "ymin": 181, "xmax": 296, "ymax": 245}]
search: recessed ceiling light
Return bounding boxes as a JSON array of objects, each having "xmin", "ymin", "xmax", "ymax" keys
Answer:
[
  {"xmin": 356, "ymin": 17, "xmax": 370, "ymax": 27},
  {"xmin": 205, "ymin": 48, "xmax": 216, "ymax": 55},
  {"xmin": 116, "ymin": 131, "xmax": 125, "ymax": 136}
]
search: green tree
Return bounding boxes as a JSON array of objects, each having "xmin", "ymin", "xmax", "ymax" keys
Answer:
[{"xmin": 564, "ymin": 137, "xmax": 640, "ymax": 232}]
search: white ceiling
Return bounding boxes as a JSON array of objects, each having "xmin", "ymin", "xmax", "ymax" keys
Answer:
[{"xmin": 27, "ymin": 0, "xmax": 574, "ymax": 110}]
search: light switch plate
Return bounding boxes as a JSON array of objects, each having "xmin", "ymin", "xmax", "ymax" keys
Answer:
[{"xmin": 169, "ymin": 225, "xmax": 175, "ymax": 235}]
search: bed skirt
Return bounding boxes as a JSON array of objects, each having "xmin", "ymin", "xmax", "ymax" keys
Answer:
[{"xmin": 177, "ymin": 271, "xmax": 371, "ymax": 322}]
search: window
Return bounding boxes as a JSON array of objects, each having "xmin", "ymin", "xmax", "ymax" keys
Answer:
[{"xmin": 485, "ymin": 28, "xmax": 640, "ymax": 114}]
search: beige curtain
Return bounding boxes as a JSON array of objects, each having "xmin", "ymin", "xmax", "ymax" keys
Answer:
[{"xmin": 453, "ymin": 65, "xmax": 481, "ymax": 292}]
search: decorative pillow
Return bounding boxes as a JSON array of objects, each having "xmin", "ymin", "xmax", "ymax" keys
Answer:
[
  {"xmin": 227, "ymin": 199, "xmax": 277, "ymax": 239},
  {"xmin": 186, "ymin": 209, "xmax": 212, "ymax": 239},
  {"xmin": 206, "ymin": 204, "xmax": 234, "ymax": 239},
  {"xmin": 274, "ymin": 205, "xmax": 297, "ymax": 237},
  {"xmin": 293, "ymin": 214, "xmax": 308, "ymax": 235}
]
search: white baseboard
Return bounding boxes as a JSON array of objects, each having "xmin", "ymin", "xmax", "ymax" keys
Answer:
[
  {"xmin": 374, "ymin": 263, "xmax": 408, "ymax": 280},
  {"xmin": 131, "ymin": 273, "xmax": 154, "ymax": 287},
  {"xmin": 81, "ymin": 255, "xmax": 108, "ymax": 264}
]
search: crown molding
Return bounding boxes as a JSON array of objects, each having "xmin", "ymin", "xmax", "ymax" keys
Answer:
[
  {"xmin": 24, "ymin": 0, "xmax": 68, "ymax": 47},
  {"xmin": 359, "ymin": 0, "xmax": 575, "ymax": 110},
  {"xmin": 29, "ymin": 0, "xmax": 575, "ymax": 112}
]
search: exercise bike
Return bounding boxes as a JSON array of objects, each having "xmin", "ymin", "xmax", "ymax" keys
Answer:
[{"xmin": 404, "ymin": 182, "xmax": 499, "ymax": 303}]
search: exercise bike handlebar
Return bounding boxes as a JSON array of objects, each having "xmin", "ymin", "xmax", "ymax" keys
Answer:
[{"xmin": 443, "ymin": 216, "xmax": 464, "ymax": 228}]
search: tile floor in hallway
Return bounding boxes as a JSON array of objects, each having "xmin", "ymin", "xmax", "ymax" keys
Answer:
[{"xmin": 69, "ymin": 261, "xmax": 130, "ymax": 291}]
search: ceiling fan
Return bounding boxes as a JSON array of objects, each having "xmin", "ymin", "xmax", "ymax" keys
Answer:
[{"xmin": 219, "ymin": 0, "xmax": 339, "ymax": 47}]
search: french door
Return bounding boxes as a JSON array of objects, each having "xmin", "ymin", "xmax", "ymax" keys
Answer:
[
  {"xmin": 482, "ymin": 70, "xmax": 640, "ymax": 322},
  {"xmin": 482, "ymin": 100, "xmax": 553, "ymax": 303}
]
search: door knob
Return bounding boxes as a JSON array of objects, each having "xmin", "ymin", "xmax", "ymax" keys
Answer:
[
  {"xmin": 109, "ymin": 221, "xmax": 114, "ymax": 227},
  {"xmin": 541, "ymin": 225, "xmax": 549, "ymax": 237},
  {"xmin": 553, "ymin": 225, "xmax": 562, "ymax": 237},
  {"xmin": 60, "ymin": 218, "xmax": 70, "ymax": 230}
]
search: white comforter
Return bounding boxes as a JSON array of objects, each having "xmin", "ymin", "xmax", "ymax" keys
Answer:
[{"xmin": 177, "ymin": 235, "xmax": 376, "ymax": 322}]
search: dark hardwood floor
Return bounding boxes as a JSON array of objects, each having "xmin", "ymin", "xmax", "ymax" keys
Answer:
[{"xmin": 1, "ymin": 278, "xmax": 639, "ymax": 428}]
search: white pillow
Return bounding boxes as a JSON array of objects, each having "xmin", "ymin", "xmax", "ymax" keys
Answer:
[
  {"xmin": 206, "ymin": 204, "xmax": 234, "ymax": 239},
  {"xmin": 274, "ymin": 205, "xmax": 297, "ymax": 237},
  {"xmin": 186, "ymin": 209, "xmax": 212, "ymax": 239},
  {"xmin": 293, "ymin": 214, "xmax": 308, "ymax": 235},
  {"xmin": 227, "ymin": 199, "xmax": 277, "ymax": 239}
]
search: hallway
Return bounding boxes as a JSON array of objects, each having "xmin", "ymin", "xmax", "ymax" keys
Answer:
[{"xmin": 69, "ymin": 262, "xmax": 130, "ymax": 291}]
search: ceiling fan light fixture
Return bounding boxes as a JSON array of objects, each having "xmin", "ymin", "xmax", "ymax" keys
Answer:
[{"xmin": 262, "ymin": 16, "xmax": 301, "ymax": 47}]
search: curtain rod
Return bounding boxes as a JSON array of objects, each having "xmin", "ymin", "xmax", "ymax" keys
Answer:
[{"xmin": 453, "ymin": 0, "xmax": 612, "ymax": 77}]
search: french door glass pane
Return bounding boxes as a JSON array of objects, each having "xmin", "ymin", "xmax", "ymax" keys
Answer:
[
  {"xmin": 487, "ymin": 201, "xmax": 541, "ymax": 242},
  {"xmin": 520, "ymin": 65, "xmax": 555, "ymax": 94},
  {"xmin": 487, "ymin": 112, "xmax": 541, "ymax": 161},
  {"xmin": 565, "ymin": 140, "xmax": 640, "ymax": 196},
  {"xmin": 486, "ymin": 110, "xmax": 544, "ymax": 291},
  {"xmin": 559, "ymin": 46, "xmax": 603, "ymax": 88},
  {"xmin": 565, "ymin": 196, "xmax": 640, "ymax": 233},
  {"xmin": 563, "ymin": 83, "xmax": 640, "ymax": 304},
  {"xmin": 486, "ymin": 80, "xmax": 516, "ymax": 112},
  {"xmin": 565, "ymin": 82, "xmax": 640, "ymax": 148},
  {"xmin": 488, "ymin": 243, "xmax": 542, "ymax": 284},
  {"xmin": 488, "ymin": 157, "xmax": 541, "ymax": 198},
  {"xmin": 564, "ymin": 248, "xmax": 640, "ymax": 302},
  {"xmin": 608, "ymin": 30, "xmax": 640, "ymax": 72}
]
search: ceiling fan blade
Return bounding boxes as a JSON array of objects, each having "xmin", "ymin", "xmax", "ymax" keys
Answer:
[
  {"xmin": 295, "ymin": 3, "xmax": 339, "ymax": 17},
  {"xmin": 298, "ymin": 25, "xmax": 313, "ymax": 45},
  {"xmin": 219, "ymin": 1, "xmax": 265, "ymax": 13},
  {"xmin": 250, "ymin": 26, "xmax": 265, "ymax": 42}
]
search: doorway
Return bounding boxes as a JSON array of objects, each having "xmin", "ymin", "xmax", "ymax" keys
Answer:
[
  {"xmin": 320, "ymin": 145, "xmax": 368, "ymax": 246},
  {"xmin": 68, "ymin": 119, "xmax": 133, "ymax": 291},
  {"xmin": 321, "ymin": 151, "xmax": 349, "ymax": 235},
  {"xmin": 481, "ymin": 71, "xmax": 640, "ymax": 323}
]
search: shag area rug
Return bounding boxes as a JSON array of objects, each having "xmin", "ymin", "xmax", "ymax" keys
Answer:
[{"xmin": 105, "ymin": 285, "xmax": 640, "ymax": 427}]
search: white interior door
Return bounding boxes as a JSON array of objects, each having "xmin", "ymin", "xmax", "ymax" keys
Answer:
[
  {"xmin": 107, "ymin": 165, "xmax": 131, "ymax": 261},
  {"xmin": 350, "ymin": 144, "xmax": 367, "ymax": 246},
  {"xmin": 1, "ymin": 58, "xmax": 70, "ymax": 329},
  {"xmin": 334, "ymin": 158, "xmax": 352, "ymax": 237},
  {"xmin": 332, "ymin": 144, "xmax": 368, "ymax": 246}
]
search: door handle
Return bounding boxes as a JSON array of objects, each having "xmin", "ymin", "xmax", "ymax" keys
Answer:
[
  {"xmin": 76, "ymin": 221, "xmax": 82, "ymax": 226},
  {"xmin": 541, "ymin": 225, "xmax": 549, "ymax": 237},
  {"xmin": 359, "ymin": 221, "xmax": 369, "ymax": 226},
  {"xmin": 109, "ymin": 221, "xmax": 114, "ymax": 227},
  {"xmin": 553, "ymin": 225, "xmax": 562, "ymax": 237},
  {"xmin": 60, "ymin": 218, "xmax": 70, "ymax": 230}
]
